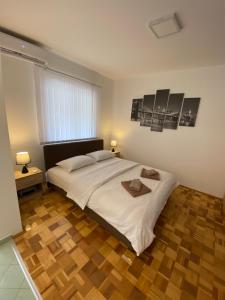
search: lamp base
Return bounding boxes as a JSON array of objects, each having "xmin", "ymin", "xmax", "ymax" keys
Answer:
[
  {"xmin": 112, "ymin": 147, "xmax": 115, "ymax": 152},
  {"xmin": 22, "ymin": 165, "xmax": 29, "ymax": 174}
]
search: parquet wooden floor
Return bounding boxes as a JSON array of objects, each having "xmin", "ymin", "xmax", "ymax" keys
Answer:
[{"xmin": 14, "ymin": 186, "xmax": 225, "ymax": 300}]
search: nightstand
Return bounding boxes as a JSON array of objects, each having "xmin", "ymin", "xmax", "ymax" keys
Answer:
[
  {"xmin": 14, "ymin": 167, "xmax": 44, "ymax": 197},
  {"xmin": 112, "ymin": 150, "xmax": 120, "ymax": 158}
]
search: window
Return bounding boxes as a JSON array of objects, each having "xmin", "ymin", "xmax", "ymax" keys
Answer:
[{"xmin": 35, "ymin": 67, "xmax": 101, "ymax": 144}]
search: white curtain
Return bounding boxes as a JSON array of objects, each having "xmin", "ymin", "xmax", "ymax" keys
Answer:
[{"xmin": 35, "ymin": 66, "xmax": 101, "ymax": 143}]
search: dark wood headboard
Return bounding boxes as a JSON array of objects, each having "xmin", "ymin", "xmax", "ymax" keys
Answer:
[{"xmin": 43, "ymin": 139, "xmax": 104, "ymax": 170}]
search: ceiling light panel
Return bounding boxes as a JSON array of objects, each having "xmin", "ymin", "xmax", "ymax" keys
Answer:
[{"xmin": 149, "ymin": 13, "xmax": 182, "ymax": 38}]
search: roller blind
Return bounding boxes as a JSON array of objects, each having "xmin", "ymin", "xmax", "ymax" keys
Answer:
[{"xmin": 35, "ymin": 67, "xmax": 101, "ymax": 144}]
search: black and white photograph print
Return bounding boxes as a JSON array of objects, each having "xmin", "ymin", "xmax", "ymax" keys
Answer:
[
  {"xmin": 130, "ymin": 98, "xmax": 143, "ymax": 121},
  {"xmin": 150, "ymin": 89, "xmax": 170, "ymax": 132},
  {"xmin": 151, "ymin": 113, "xmax": 165, "ymax": 132},
  {"xmin": 153, "ymin": 89, "xmax": 170, "ymax": 113},
  {"xmin": 140, "ymin": 94, "xmax": 155, "ymax": 127},
  {"xmin": 164, "ymin": 93, "xmax": 184, "ymax": 129},
  {"xmin": 179, "ymin": 98, "xmax": 201, "ymax": 127}
]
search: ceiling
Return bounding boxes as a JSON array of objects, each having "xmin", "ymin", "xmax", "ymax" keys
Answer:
[{"xmin": 1, "ymin": 0, "xmax": 225, "ymax": 79}]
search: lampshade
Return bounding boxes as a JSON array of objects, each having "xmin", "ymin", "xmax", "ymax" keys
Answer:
[
  {"xmin": 111, "ymin": 140, "xmax": 117, "ymax": 147},
  {"xmin": 16, "ymin": 152, "xmax": 31, "ymax": 165}
]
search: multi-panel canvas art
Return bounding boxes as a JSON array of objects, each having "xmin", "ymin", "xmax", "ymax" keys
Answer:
[
  {"xmin": 131, "ymin": 98, "xmax": 143, "ymax": 121},
  {"xmin": 179, "ymin": 98, "xmax": 200, "ymax": 127},
  {"xmin": 140, "ymin": 94, "xmax": 155, "ymax": 127},
  {"xmin": 130, "ymin": 90, "xmax": 200, "ymax": 132},
  {"xmin": 151, "ymin": 89, "xmax": 170, "ymax": 132},
  {"xmin": 164, "ymin": 93, "xmax": 184, "ymax": 129}
]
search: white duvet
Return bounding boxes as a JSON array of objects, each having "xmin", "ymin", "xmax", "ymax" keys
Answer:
[{"xmin": 47, "ymin": 158, "xmax": 177, "ymax": 255}]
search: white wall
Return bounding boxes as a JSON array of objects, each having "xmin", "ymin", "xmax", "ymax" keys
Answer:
[
  {"xmin": 112, "ymin": 66, "xmax": 225, "ymax": 198},
  {"xmin": 2, "ymin": 56, "xmax": 44, "ymax": 170},
  {"xmin": 1, "ymin": 34, "xmax": 113, "ymax": 171},
  {"xmin": 0, "ymin": 55, "xmax": 22, "ymax": 239}
]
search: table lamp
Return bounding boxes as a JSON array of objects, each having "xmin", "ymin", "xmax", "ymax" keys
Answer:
[
  {"xmin": 111, "ymin": 140, "xmax": 117, "ymax": 152},
  {"xmin": 16, "ymin": 151, "xmax": 31, "ymax": 174}
]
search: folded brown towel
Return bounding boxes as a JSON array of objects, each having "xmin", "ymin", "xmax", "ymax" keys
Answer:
[
  {"xmin": 129, "ymin": 179, "xmax": 142, "ymax": 192},
  {"xmin": 121, "ymin": 179, "xmax": 151, "ymax": 197},
  {"xmin": 141, "ymin": 168, "xmax": 160, "ymax": 180}
]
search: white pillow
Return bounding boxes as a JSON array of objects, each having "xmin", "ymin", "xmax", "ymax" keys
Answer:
[
  {"xmin": 56, "ymin": 155, "xmax": 96, "ymax": 172},
  {"xmin": 86, "ymin": 150, "xmax": 114, "ymax": 162}
]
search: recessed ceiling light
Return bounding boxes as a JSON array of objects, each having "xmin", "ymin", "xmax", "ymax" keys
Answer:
[{"xmin": 148, "ymin": 13, "xmax": 182, "ymax": 38}]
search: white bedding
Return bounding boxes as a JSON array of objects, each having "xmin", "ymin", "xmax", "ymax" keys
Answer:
[{"xmin": 46, "ymin": 157, "xmax": 177, "ymax": 255}]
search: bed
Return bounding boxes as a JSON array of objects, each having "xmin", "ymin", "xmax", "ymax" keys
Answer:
[{"xmin": 44, "ymin": 139, "xmax": 177, "ymax": 255}]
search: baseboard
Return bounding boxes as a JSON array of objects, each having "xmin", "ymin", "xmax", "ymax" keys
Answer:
[
  {"xmin": 0, "ymin": 235, "xmax": 11, "ymax": 245},
  {"xmin": 180, "ymin": 184, "xmax": 222, "ymax": 200}
]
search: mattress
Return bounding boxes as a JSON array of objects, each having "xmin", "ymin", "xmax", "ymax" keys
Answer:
[{"xmin": 46, "ymin": 157, "xmax": 177, "ymax": 255}]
